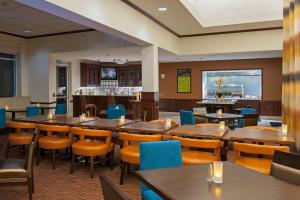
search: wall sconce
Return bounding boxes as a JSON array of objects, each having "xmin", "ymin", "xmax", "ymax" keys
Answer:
[{"xmin": 160, "ymin": 74, "xmax": 166, "ymax": 79}]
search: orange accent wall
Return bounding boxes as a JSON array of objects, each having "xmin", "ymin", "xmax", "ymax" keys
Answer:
[{"xmin": 159, "ymin": 58, "xmax": 282, "ymax": 101}]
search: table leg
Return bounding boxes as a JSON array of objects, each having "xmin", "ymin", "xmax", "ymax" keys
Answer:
[
  {"xmin": 11, "ymin": 112, "xmax": 16, "ymax": 120},
  {"xmin": 221, "ymin": 140, "xmax": 228, "ymax": 161}
]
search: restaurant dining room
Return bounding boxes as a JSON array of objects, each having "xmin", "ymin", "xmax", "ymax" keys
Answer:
[{"xmin": 0, "ymin": 0, "xmax": 300, "ymax": 199}]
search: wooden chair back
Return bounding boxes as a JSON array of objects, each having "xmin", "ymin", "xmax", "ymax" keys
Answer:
[{"xmin": 118, "ymin": 132, "xmax": 161, "ymax": 146}]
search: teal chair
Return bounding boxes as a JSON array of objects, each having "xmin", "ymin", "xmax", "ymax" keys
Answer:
[
  {"xmin": 108, "ymin": 104, "xmax": 125, "ymax": 110},
  {"xmin": 26, "ymin": 106, "xmax": 39, "ymax": 117},
  {"xmin": 140, "ymin": 141, "xmax": 182, "ymax": 200},
  {"xmin": 237, "ymin": 108, "xmax": 257, "ymax": 128},
  {"xmin": 179, "ymin": 110, "xmax": 195, "ymax": 125},
  {"xmin": 0, "ymin": 109, "xmax": 6, "ymax": 129},
  {"xmin": 55, "ymin": 103, "xmax": 66, "ymax": 115},
  {"xmin": 107, "ymin": 107, "xmax": 125, "ymax": 119}
]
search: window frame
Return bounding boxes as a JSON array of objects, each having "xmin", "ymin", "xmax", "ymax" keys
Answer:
[
  {"xmin": 0, "ymin": 52, "xmax": 17, "ymax": 97},
  {"xmin": 201, "ymin": 68, "xmax": 263, "ymax": 100}
]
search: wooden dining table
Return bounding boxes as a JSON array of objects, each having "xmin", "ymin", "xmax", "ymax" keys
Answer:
[
  {"xmin": 223, "ymin": 127, "xmax": 295, "ymax": 146},
  {"xmin": 13, "ymin": 115, "xmax": 52, "ymax": 123},
  {"xmin": 135, "ymin": 162, "xmax": 300, "ymax": 200},
  {"xmin": 6, "ymin": 108, "xmax": 26, "ymax": 119},
  {"xmin": 169, "ymin": 123, "xmax": 229, "ymax": 139},
  {"xmin": 77, "ymin": 118, "xmax": 134, "ymax": 131},
  {"xmin": 120, "ymin": 121, "xmax": 178, "ymax": 134}
]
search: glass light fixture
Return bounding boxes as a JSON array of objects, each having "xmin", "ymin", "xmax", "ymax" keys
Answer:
[{"xmin": 158, "ymin": 7, "xmax": 167, "ymax": 11}]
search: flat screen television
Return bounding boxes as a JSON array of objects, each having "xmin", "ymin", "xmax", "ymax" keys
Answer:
[{"xmin": 101, "ymin": 67, "xmax": 117, "ymax": 80}]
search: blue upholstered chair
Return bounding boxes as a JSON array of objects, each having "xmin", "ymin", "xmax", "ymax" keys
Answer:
[
  {"xmin": 107, "ymin": 107, "xmax": 125, "ymax": 119},
  {"xmin": 0, "ymin": 109, "xmax": 6, "ymax": 129},
  {"xmin": 237, "ymin": 108, "xmax": 257, "ymax": 128},
  {"xmin": 26, "ymin": 106, "xmax": 39, "ymax": 117},
  {"xmin": 108, "ymin": 104, "xmax": 125, "ymax": 110},
  {"xmin": 179, "ymin": 110, "xmax": 195, "ymax": 125},
  {"xmin": 55, "ymin": 103, "xmax": 66, "ymax": 115},
  {"xmin": 140, "ymin": 141, "xmax": 182, "ymax": 200}
]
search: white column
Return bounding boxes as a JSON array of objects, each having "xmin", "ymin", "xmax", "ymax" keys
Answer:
[{"xmin": 141, "ymin": 45, "xmax": 159, "ymax": 92}]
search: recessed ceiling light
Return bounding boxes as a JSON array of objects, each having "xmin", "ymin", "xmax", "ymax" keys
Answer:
[
  {"xmin": 158, "ymin": 7, "xmax": 167, "ymax": 12},
  {"xmin": 24, "ymin": 30, "xmax": 31, "ymax": 33}
]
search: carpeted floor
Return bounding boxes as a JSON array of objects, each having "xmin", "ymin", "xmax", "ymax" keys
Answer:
[{"xmin": 0, "ymin": 146, "xmax": 141, "ymax": 200}]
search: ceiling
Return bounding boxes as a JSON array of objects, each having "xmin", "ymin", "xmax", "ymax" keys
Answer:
[
  {"xmin": 125, "ymin": 0, "xmax": 283, "ymax": 36},
  {"xmin": 0, "ymin": 0, "xmax": 89, "ymax": 37},
  {"xmin": 55, "ymin": 46, "xmax": 282, "ymax": 63}
]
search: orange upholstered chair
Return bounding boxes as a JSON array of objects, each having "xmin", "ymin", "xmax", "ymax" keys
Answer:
[
  {"xmin": 36, "ymin": 124, "xmax": 71, "ymax": 169},
  {"xmin": 233, "ymin": 142, "xmax": 290, "ymax": 174},
  {"xmin": 172, "ymin": 136, "xmax": 221, "ymax": 165},
  {"xmin": 5, "ymin": 121, "xmax": 37, "ymax": 158},
  {"xmin": 118, "ymin": 132, "xmax": 161, "ymax": 185},
  {"xmin": 70, "ymin": 127, "xmax": 114, "ymax": 179}
]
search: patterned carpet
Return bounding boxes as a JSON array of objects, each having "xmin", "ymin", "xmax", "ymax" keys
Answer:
[{"xmin": 0, "ymin": 144, "xmax": 141, "ymax": 200}]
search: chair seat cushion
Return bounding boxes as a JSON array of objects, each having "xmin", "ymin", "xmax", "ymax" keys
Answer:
[
  {"xmin": 8, "ymin": 132, "xmax": 34, "ymax": 145},
  {"xmin": 235, "ymin": 157, "xmax": 272, "ymax": 174},
  {"xmin": 182, "ymin": 150, "xmax": 219, "ymax": 165},
  {"xmin": 142, "ymin": 189, "xmax": 162, "ymax": 200},
  {"xmin": 0, "ymin": 159, "xmax": 27, "ymax": 179},
  {"xmin": 120, "ymin": 145, "xmax": 140, "ymax": 164},
  {"xmin": 39, "ymin": 136, "xmax": 70, "ymax": 149},
  {"xmin": 72, "ymin": 140, "xmax": 114, "ymax": 156}
]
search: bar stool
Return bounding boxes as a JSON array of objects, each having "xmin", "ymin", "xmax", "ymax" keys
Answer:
[
  {"xmin": 5, "ymin": 121, "xmax": 37, "ymax": 158},
  {"xmin": 36, "ymin": 124, "xmax": 71, "ymax": 169}
]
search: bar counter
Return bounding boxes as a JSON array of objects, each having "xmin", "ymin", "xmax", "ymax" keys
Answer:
[{"xmin": 72, "ymin": 95, "xmax": 142, "ymax": 120}]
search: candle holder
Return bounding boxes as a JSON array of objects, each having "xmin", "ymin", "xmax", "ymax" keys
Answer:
[
  {"xmin": 217, "ymin": 121, "xmax": 225, "ymax": 132},
  {"xmin": 278, "ymin": 124, "xmax": 288, "ymax": 136},
  {"xmin": 213, "ymin": 161, "xmax": 223, "ymax": 184},
  {"xmin": 5, "ymin": 105, "xmax": 9, "ymax": 110},
  {"xmin": 165, "ymin": 118, "xmax": 172, "ymax": 128},
  {"xmin": 48, "ymin": 113, "xmax": 53, "ymax": 120},
  {"xmin": 216, "ymin": 109, "xmax": 222, "ymax": 118},
  {"xmin": 119, "ymin": 115, "xmax": 125, "ymax": 125}
]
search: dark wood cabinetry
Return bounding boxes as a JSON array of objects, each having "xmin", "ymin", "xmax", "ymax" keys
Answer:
[
  {"xmin": 80, "ymin": 62, "xmax": 142, "ymax": 87},
  {"xmin": 118, "ymin": 65, "xmax": 142, "ymax": 87},
  {"xmin": 80, "ymin": 63, "xmax": 101, "ymax": 86}
]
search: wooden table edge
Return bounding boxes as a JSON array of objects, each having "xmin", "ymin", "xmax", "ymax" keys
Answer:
[
  {"xmin": 222, "ymin": 136, "xmax": 295, "ymax": 145},
  {"xmin": 134, "ymin": 170, "xmax": 174, "ymax": 200}
]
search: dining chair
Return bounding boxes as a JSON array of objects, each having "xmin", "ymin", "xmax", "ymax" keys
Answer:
[
  {"xmin": 270, "ymin": 150, "xmax": 300, "ymax": 186},
  {"xmin": 118, "ymin": 132, "xmax": 161, "ymax": 185},
  {"xmin": 172, "ymin": 136, "xmax": 221, "ymax": 165},
  {"xmin": 36, "ymin": 124, "xmax": 71, "ymax": 169},
  {"xmin": 0, "ymin": 134, "xmax": 37, "ymax": 200},
  {"xmin": 0, "ymin": 108, "xmax": 5, "ymax": 128},
  {"xmin": 99, "ymin": 174, "xmax": 130, "ymax": 200},
  {"xmin": 107, "ymin": 107, "xmax": 125, "ymax": 119},
  {"xmin": 243, "ymin": 113, "xmax": 260, "ymax": 127},
  {"xmin": 140, "ymin": 140, "xmax": 182, "ymax": 200},
  {"xmin": 5, "ymin": 121, "xmax": 37, "ymax": 158},
  {"xmin": 86, "ymin": 104, "xmax": 97, "ymax": 117},
  {"xmin": 237, "ymin": 108, "xmax": 257, "ymax": 128},
  {"xmin": 26, "ymin": 106, "xmax": 39, "ymax": 117},
  {"xmin": 70, "ymin": 127, "xmax": 114, "ymax": 179},
  {"xmin": 179, "ymin": 110, "xmax": 195, "ymax": 125},
  {"xmin": 55, "ymin": 103, "xmax": 66, "ymax": 115},
  {"xmin": 233, "ymin": 142, "xmax": 290, "ymax": 174}
]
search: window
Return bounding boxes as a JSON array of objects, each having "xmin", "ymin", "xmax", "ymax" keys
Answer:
[
  {"xmin": 202, "ymin": 69, "xmax": 262, "ymax": 100},
  {"xmin": 0, "ymin": 53, "xmax": 16, "ymax": 97}
]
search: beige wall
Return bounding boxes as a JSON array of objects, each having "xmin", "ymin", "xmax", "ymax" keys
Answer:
[{"xmin": 159, "ymin": 58, "xmax": 282, "ymax": 101}]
